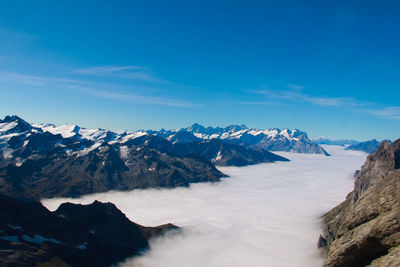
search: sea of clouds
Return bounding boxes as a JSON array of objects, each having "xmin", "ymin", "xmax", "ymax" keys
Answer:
[{"xmin": 43, "ymin": 145, "xmax": 367, "ymax": 267}]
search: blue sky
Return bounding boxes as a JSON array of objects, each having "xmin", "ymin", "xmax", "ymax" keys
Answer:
[{"xmin": 0, "ymin": 0, "xmax": 399, "ymax": 141}]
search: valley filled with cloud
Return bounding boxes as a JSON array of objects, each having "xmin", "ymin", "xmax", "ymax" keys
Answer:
[{"xmin": 43, "ymin": 146, "xmax": 366, "ymax": 267}]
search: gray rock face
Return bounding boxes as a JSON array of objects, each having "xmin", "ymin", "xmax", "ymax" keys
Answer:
[{"xmin": 320, "ymin": 139, "xmax": 400, "ymax": 267}]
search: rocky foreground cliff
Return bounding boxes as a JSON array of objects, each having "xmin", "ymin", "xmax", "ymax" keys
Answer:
[{"xmin": 319, "ymin": 139, "xmax": 400, "ymax": 266}]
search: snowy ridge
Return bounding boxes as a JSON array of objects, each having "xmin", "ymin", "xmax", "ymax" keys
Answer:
[
  {"xmin": 0, "ymin": 116, "xmax": 150, "ymax": 164},
  {"xmin": 152, "ymin": 123, "xmax": 329, "ymax": 155},
  {"xmin": 0, "ymin": 116, "xmax": 328, "ymax": 165}
]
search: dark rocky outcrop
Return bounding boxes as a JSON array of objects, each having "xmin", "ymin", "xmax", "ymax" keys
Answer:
[
  {"xmin": 129, "ymin": 135, "xmax": 289, "ymax": 166},
  {"xmin": 0, "ymin": 142, "xmax": 225, "ymax": 199},
  {"xmin": 319, "ymin": 139, "xmax": 400, "ymax": 267},
  {"xmin": 0, "ymin": 193, "xmax": 178, "ymax": 267}
]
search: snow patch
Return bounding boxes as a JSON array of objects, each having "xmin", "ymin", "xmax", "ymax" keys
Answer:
[
  {"xmin": 120, "ymin": 146, "xmax": 129, "ymax": 159},
  {"xmin": 77, "ymin": 142, "xmax": 102, "ymax": 157},
  {"xmin": 39, "ymin": 124, "xmax": 78, "ymax": 138},
  {"xmin": 0, "ymin": 122, "xmax": 17, "ymax": 133},
  {"xmin": 213, "ymin": 151, "xmax": 222, "ymax": 161}
]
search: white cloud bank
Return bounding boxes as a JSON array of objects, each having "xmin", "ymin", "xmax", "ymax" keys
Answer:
[{"xmin": 43, "ymin": 146, "xmax": 367, "ymax": 267}]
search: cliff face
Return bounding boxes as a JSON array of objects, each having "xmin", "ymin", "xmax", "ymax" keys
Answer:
[{"xmin": 319, "ymin": 139, "xmax": 400, "ymax": 267}]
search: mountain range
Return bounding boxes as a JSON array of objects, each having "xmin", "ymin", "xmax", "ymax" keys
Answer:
[
  {"xmin": 0, "ymin": 115, "xmax": 302, "ymax": 199},
  {"xmin": 312, "ymin": 138, "xmax": 360, "ymax": 146},
  {"xmin": 313, "ymin": 138, "xmax": 392, "ymax": 154},
  {"xmin": 150, "ymin": 123, "xmax": 330, "ymax": 155},
  {"xmin": 346, "ymin": 139, "xmax": 392, "ymax": 154},
  {"xmin": 0, "ymin": 115, "xmax": 305, "ymax": 265}
]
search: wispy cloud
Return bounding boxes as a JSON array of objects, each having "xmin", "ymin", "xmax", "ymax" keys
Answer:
[
  {"xmin": 74, "ymin": 65, "xmax": 168, "ymax": 83},
  {"xmin": 0, "ymin": 71, "xmax": 47, "ymax": 86},
  {"xmin": 78, "ymin": 87, "xmax": 200, "ymax": 107},
  {"xmin": 235, "ymin": 100, "xmax": 279, "ymax": 106},
  {"xmin": 287, "ymin": 84, "xmax": 305, "ymax": 91},
  {"xmin": 251, "ymin": 87, "xmax": 360, "ymax": 107},
  {"xmin": 0, "ymin": 70, "xmax": 199, "ymax": 108},
  {"xmin": 75, "ymin": 65, "xmax": 144, "ymax": 74},
  {"xmin": 248, "ymin": 84, "xmax": 400, "ymax": 122},
  {"xmin": 0, "ymin": 28, "xmax": 38, "ymax": 44},
  {"xmin": 366, "ymin": 106, "xmax": 400, "ymax": 120},
  {"xmin": 0, "ymin": 71, "xmax": 85, "ymax": 86}
]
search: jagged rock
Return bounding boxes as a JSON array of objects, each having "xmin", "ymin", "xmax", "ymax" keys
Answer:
[
  {"xmin": 320, "ymin": 139, "xmax": 400, "ymax": 267},
  {"xmin": 317, "ymin": 234, "xmax": 327, "ymax": 248},
  {"xmin": 0, "ymin": 193, "xmax": 178, "ymax": 267}
]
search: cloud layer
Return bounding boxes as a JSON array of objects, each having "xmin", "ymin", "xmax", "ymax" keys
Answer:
[{"xmin": 43, "ymin": 146, "xmax": 367, "ymax": 267}]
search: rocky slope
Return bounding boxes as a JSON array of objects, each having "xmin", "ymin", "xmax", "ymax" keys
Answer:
[
  {"xmin": 128, "ymin": 135, "xmax": 289, "ymax": 166},
  {"xmin": 150, "ymin": 123, "xmax": 329, "ymax": 155},
  {"xmin": 0, "ymin": 193, "xmax": 178, "ymax": 267},
  {"xmin": 319, "ymin": 139, "xmax": 400, "ymax": 266}
]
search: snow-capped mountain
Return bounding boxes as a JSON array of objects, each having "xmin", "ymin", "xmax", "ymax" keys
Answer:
[
  {"xmin": 150, "ymin": 123, "xmax": 329, "ymax": 156},
  {"xmin": 0, "ymin": 115, "xmax": 289, "ymax": 199}
]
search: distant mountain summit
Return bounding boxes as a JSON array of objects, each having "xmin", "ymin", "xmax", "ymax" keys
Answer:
[
  {"xmin": 312, "ymin": 138, "xmax": 359, "ymax": 146},
  {"xmin": 346, "ymin": 139, "xmax": 392, "ymax": 154},
  {"xmin": 151, "ymin": 123, "xmax": 329, "ymax": 156}
]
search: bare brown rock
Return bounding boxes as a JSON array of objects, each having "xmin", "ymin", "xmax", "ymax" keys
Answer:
[{"xmin": 320, "ymin": 139, "xmax": 400, "ymax": 267}]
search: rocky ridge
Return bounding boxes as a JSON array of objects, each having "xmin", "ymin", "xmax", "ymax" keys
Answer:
[
  {"xmin": 0, "ymin": 193, "xmax": 178, "ymax": 267},
  {"xmin": 319, "ymin": 139, "xmax": 400, "ymax": 266}
]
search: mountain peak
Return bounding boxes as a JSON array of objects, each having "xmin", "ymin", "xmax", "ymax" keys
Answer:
[
  {"xmin": 1, "ymin": 115, "xmax": 32, "ymax": 132},
  {"xmin": 224, "ymin": 124, "xmax": 248, "ymax": 132},
  {"xmin": 2, "ymin": 115, "xmax": 25, "ymax": 123},
  {"xmin": 189, "ymin": 123, "xmax": 205, "ymax": 132}
]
